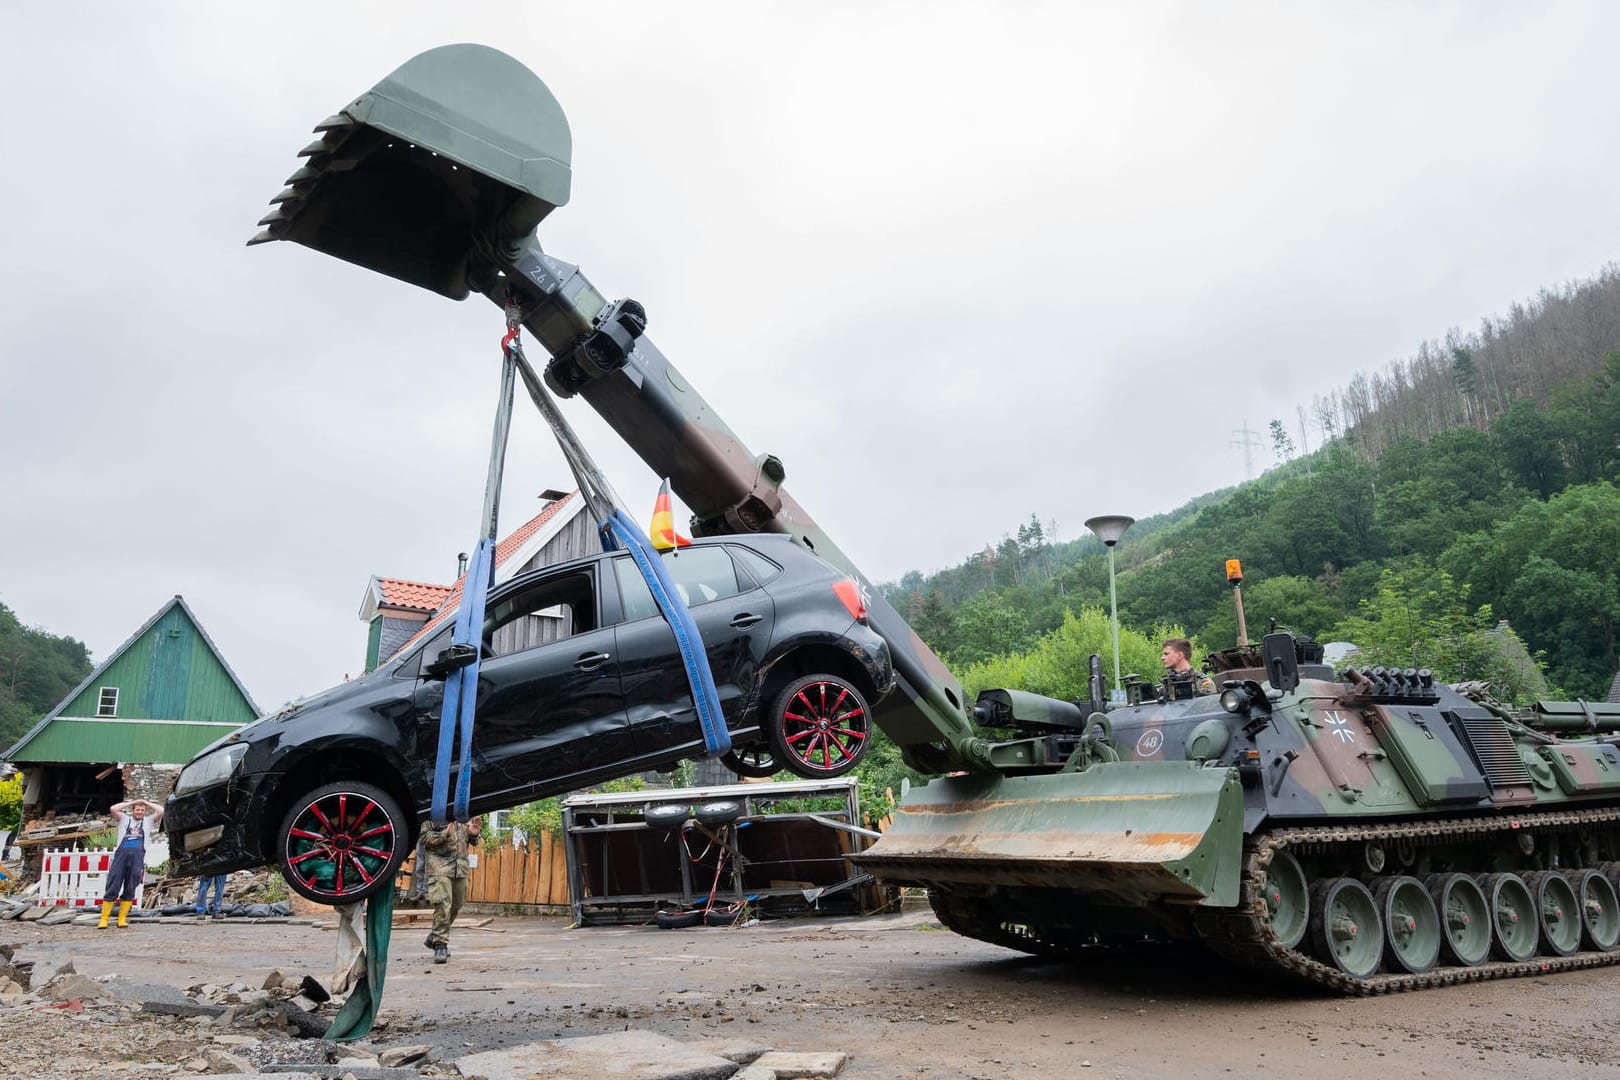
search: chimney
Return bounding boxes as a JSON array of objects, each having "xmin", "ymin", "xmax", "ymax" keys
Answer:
[
  {"xmin": 457, "ymin": 552, "xmax": 468, "ymax": 578},
  {"xmin": 539, "ymin": 488, "xmax": 568, "ymax": 505}
]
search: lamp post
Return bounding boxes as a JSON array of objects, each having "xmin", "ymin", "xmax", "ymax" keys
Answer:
[{"xmin": 1084, "ymin": 515, "xmax": 1135, "ymax": 697}]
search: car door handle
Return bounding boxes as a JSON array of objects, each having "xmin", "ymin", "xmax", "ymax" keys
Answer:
[
  {"xmin": 574, "ymin": 652, "xmax": 612, "ymax": 672},
  {"xmin": 729, "ymin": 613, "xmax": 764, "ymax": 629}
]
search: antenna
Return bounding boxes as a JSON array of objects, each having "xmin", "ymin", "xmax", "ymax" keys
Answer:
[{"xmin": 1230, "ymin": 423, "xmax": 1262, "ymax": 482}]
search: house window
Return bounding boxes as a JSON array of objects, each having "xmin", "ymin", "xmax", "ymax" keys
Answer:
[{"xmin": 97, "ymin": 687, "xmax": 119, "ymax": 717}]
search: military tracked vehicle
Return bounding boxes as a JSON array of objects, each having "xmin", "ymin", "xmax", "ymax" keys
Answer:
[
  {"xmin": 245, "ymin": 44, "xmax": 1620, "ymax": 992},
  {"xmin": 858, "ymin": 635, "xmax": 1620, "ymax": 992}
]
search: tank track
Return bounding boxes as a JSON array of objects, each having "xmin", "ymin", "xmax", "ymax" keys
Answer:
[{"xmin": 1192, "ymin": 806, "xmax": 1620, "ymax": 994}]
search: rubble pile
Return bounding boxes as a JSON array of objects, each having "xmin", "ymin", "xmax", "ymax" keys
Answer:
[
  {"xmin": 16, "ymin": 812, "xmax": 112, "ymax": 844},
  {"xmin": 0, "ymin": 947, "xmax": 457, "ymax": 1078},
  {"xmin": 140, "ymin": 866, "xmax": 291, "ymax": 911}
]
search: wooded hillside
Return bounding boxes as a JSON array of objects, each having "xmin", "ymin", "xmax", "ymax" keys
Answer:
[
  {"xmin": 884, "ymin": 265, "xmax": 1620, "ymax": 702},
  {"xmin": 0, "ymin": 601, "xmax": 92, "ymax": 752}
]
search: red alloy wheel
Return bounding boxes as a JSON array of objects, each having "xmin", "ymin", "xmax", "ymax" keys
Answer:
[
  {"xmin": 767, "ymin": 674, "xmax": 872, "ymax": 779},
  {"xmin": 276, "ymin": 780, "xmax": 406, "ymax": 905}
]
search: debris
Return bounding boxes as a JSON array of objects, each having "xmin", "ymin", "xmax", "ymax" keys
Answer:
[
  {"xmin": 41, "ymin": 972, "xmax": 106, "ymax": 1002},
  {"xmin": 205, "ymin": 1048, "xmax": 252, "ymax": 1073},
  {"xmin": 376, "ymin": 1045, "xmax": 431, "ymax": 1067},
  {"xmin": 263, "ymin": 969, "xmax": 285, "ymax": 990},
  {"xmin": 687, "ymin": 1037, "xmax": 770, "ymax": 1064},
  {"xmin": 458, "ymin": 1029, "xmax": 740, "ymax": 1080},
  {"xmin": 750, "ymin": 1050, "xmax": 848, "ymax": 1078}
]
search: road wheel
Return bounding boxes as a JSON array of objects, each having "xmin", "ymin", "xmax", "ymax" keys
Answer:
[
  {"xmin": 655, "ymin": 909, "xmax": 702, "ymax": 929},
  {"xmin": 276, "ymin": 781, "xmax": 407, "ymax": 906},
  {"xmin": 1477, "ymin": 872, "xmax": 1538, "ymax": 962},
  {"xmin": 766, "ymin": 674, "xmax": 872, "ymax": 779},
  {"xmin": 1263, "ymin": 851, "xmax": 1310, "ymax": 949},
  {"xmin": 1373, "ymin": 875, "xmax": 1440, "ymax": 974},
  {"xmin": 721, "ymin": 745, "xmax": 780, "ymax": 779},
  {"xmin": 1575, "ymin": 868, "xmax": 1620, "ymax": 950},
  {"xmin": 1425, "ymin": 872, "xmax": 1490, "ymax": 966},
  {"xmin": 1525, "ymin": 870, "xmax": 1581, "ymax": 957},
  {"xmin": 1308, "ymin": 877, "xmax": 1382, "ymax": 979}
]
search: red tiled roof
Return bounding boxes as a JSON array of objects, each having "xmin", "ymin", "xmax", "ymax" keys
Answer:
[
  {"xmin": 376, "ymin": 578, "xmax": 452, "ymax": 613},
  {"xmin": 393, "ymin": 493, "xmax": 579, "ymax": 657}
]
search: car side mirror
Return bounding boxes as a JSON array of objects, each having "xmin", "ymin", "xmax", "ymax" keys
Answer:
[
  {"xmin": 1262, "ymin": 631, "xmax": 1299, "ymax": 693},
  {"xmin": 424, "ymin": 643, "xmax": 479, "ymax": 680}
]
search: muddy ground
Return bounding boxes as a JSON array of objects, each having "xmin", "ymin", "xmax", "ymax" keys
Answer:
[{"xmin": 8, "ymin": 906, "xmax": 1620, "ymax": 1079}]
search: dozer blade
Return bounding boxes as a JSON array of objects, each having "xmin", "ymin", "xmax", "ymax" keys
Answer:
[
  {"xmin": 853, "ymin": 763, "xmax": 1244, "ymax": 907},
  {"xmin": 250, "ymin": 43, "xmax": 572, "ymax": 300}
]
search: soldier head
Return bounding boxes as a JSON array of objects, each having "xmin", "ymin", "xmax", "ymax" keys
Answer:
[{"xmin": 1161, "ymin": 639, "xmax": 1194, "ymax": 674}]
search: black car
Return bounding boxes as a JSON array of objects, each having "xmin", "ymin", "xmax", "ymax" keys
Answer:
[{"xmin": 165, "ymin": 535, "xmax": 892, "ymax": 904}]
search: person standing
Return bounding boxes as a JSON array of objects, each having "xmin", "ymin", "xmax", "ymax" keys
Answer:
[
  {"xmin": 420, "ymin": 815, "xmax": 481, "ymax": 964},
  {"xmin": 194, "ymin": 872, "xmax": 227, "ymax": 918},
  {"xmin": 98, "ymin": 798, "xmax": 163, "ymax": 929}
]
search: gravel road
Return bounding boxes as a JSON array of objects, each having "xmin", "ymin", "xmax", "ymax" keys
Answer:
[{"xmin": 7, "ymin": 907, "xmax": 1620, "ymax": 1079}]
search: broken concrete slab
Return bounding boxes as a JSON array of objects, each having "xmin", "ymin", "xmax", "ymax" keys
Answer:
[
  {"xmin": 143, "ymin": 997, "xmax": 227, "ymax": 1019},
  {"xmin": 685, "ymin": 1038, "xmax": 771, "ymax": 1065},
  {"xmin": 375, "ymin": 1045, "xmax": 431, "ymax": 1067},
  {"xmin": 38, "ymin": 907, "xmax": 79, "ymax": 926},
  {"xmin": 18, "ymin": 905, "xmax": 49, "ymax": 921},
  {"xmin": 732, "ymin": 1068, "xmax": 777, "ymax": 1080},
  {"xmin": 103, "ymin": 976, "xmax": 197, "ymax": 1009},
  {"xmin": 258, "ymin": 1066, "xmax": 420, "ymax": 1079},
  {"xmin": 749, "ymin": 1051, "xmax": 847, "ymax": 1078},
  {"xmin": 459, "ymin": 1030, "xmax": 740, "ymax": 1080}
]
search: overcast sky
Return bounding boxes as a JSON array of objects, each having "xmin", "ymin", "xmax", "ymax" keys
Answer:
[{"xmin": 4, "ymin": 3, "xmax": 1619, "ymax": 712}]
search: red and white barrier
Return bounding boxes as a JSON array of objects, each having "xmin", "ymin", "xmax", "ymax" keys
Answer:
[{"xmin": 38, "ymin": 848, "xmax": 144, "ymax": 908}]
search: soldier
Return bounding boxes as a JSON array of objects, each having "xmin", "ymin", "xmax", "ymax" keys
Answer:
[
  {"xmin": 1161, "ymin": 639, "xmax": 1216, "ymax": 697},
  {"xmin": 421, "ymin": 815, "xmax": 481, "ymax": 963}
]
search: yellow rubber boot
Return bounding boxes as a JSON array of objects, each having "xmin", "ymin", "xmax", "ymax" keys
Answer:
[
  {"xmin": 117, "ymin": 900, "xmax": 131, "ymax": 927},
  {"xmin": 97, "ymin": 901, "xmax": 113, "ymax": 929}
]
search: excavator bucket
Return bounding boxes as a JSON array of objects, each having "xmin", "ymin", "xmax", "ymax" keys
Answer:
[
  {"xmin": 249, "ymin": 43, "xmax": 571, "ymax": 300},
  {"xmin": 854, "ymin": 763, "xmax": 1245, "ymax": 907}
]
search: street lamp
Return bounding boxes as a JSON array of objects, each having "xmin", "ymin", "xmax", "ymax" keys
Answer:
[{"xmin": 1084, "ymin": 514, "xmax": 1135, "ymax": 697}]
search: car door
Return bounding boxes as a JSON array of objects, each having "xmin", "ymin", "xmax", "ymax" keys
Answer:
[
  {"xmin": 609, "ymin": 546, "xmax": 776, "ymax": 757},
  {"xmin": 413, "ymin": 563, "xmax": 631, "ymax": 804}
]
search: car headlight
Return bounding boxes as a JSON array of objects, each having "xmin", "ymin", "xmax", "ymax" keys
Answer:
[{"xmin": 174, "ymin": 743, "xmax": 248, "ymax": 794}]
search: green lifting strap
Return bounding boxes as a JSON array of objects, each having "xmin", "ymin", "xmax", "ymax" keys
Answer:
[{"xmin": 322, "ymin": 888, "xmax": 394, "ymax": 1042}]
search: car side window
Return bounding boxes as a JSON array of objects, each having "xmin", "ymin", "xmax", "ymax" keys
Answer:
[
  {"xmin": 482, "ymin": 570, "xmax": 597, "ymax": 657},
  {"xmin": 729, "ymin": 544, "xmax": 783, "ymax": 586},
  {"xmin": 613, "ymin": 547, "xmax": 744, "ymax": 621}
]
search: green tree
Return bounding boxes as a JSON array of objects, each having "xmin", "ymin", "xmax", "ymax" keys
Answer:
[
  {"xmin": 957, "ymin": 608, "xmax": 1188, "ymax": 705},
  {"xmin": 0, "ymin": 600, "xmax": 93, "ymax": 752},
  {"xmin": 1331, "ymin": 564, "xmax": 1551, "ymax": 702},
  {"xmin": 0, "ymin": 773, "xmax": 21, "ymax": 831},
  {"xmin": 1493, "ymin": 400, "xmax": 1565, "ymax": 498},
  {"xmin": 947, "ymin": 594, "xmax": 1034, "ymax": 668}
]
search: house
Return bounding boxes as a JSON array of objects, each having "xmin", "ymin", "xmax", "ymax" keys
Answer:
[
  {"xmin": 2, "ymin": 595, "xmax": 258, "ymax": 860},
  {"xmin": 359, "ymin": 490, "xmax": 593, "ymax": 670}
]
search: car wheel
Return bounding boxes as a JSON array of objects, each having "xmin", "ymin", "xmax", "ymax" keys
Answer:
[
  {"xmin": 721, "ymin": 745, "xmax": 780, "ymax": 779},
  {"xmin": 275, "ymin": 780, "xmax": 407, "ymax": 906},
  {"xmin": 766, "ymin": 673, "xmax": 872, "ymax": 779}
]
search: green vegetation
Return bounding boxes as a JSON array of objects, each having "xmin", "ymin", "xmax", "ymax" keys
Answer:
[
  {"xmin": 885, "ymin": 271, "xmax": 1620, "ymax": 705},
  {"xmin": 0, "ymin": 600, "xmax": 93, "ymax": 752},
  {"xmin": 0, "ymin": 773, "xmax": 21, "ymax": 831}
]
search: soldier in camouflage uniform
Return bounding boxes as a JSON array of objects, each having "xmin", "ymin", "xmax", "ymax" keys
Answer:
[
  {"xmin": 1161, "ymin": 639, "xmax": 1216, "ymax": 697},
  {"xmin": 420, "ymin": 816, "xmax": 481, "ymax": 963}
]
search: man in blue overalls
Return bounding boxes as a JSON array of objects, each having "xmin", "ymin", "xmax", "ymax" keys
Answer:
[{"xmin": 98, "ymin": 798, "xmax": 163, "ymax": 929}]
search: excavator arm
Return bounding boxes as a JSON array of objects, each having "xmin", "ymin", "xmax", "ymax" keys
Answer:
[{"xmin": 250, "ymin": 43, "xmax": 991, "ymax": 773}]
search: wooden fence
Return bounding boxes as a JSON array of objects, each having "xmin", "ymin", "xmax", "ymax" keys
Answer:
[{"xmin": 399, "ymin": 832, "xmax": 570, "ymax": 907}]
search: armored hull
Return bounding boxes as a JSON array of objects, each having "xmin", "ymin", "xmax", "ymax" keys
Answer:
[{"xmin": 856, "ymin": 645, "xmax": 1620, "ymax": 992}]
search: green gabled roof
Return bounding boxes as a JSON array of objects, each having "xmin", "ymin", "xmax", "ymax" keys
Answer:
[{"xmin": 3, "ymin": 595, "xmax": 260, "ymax": 764}]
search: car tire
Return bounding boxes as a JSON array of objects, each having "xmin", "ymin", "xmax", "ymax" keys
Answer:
[
  {"xmin": 275, "ymin": 780, "xmax": 408, "ymax": 906},
  {"xmin": 655, "ymin": 909, "xmax": 703, "ymax": 929},
  {"xmin": 721, "ymin": 746, "xmax": 780, "ymax": 779},
  {"xmin": 766, "ymin": 673, "xmax": 872, "ymax": 779}
]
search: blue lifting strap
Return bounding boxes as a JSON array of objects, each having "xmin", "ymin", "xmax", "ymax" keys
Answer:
[
  {"xmin": 431, "ymin": 536, "xmax": 496, "ymax": 825},
  {"xmin": 603, "ymin": 509, "xmax": 730, "ymax": 758}
]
